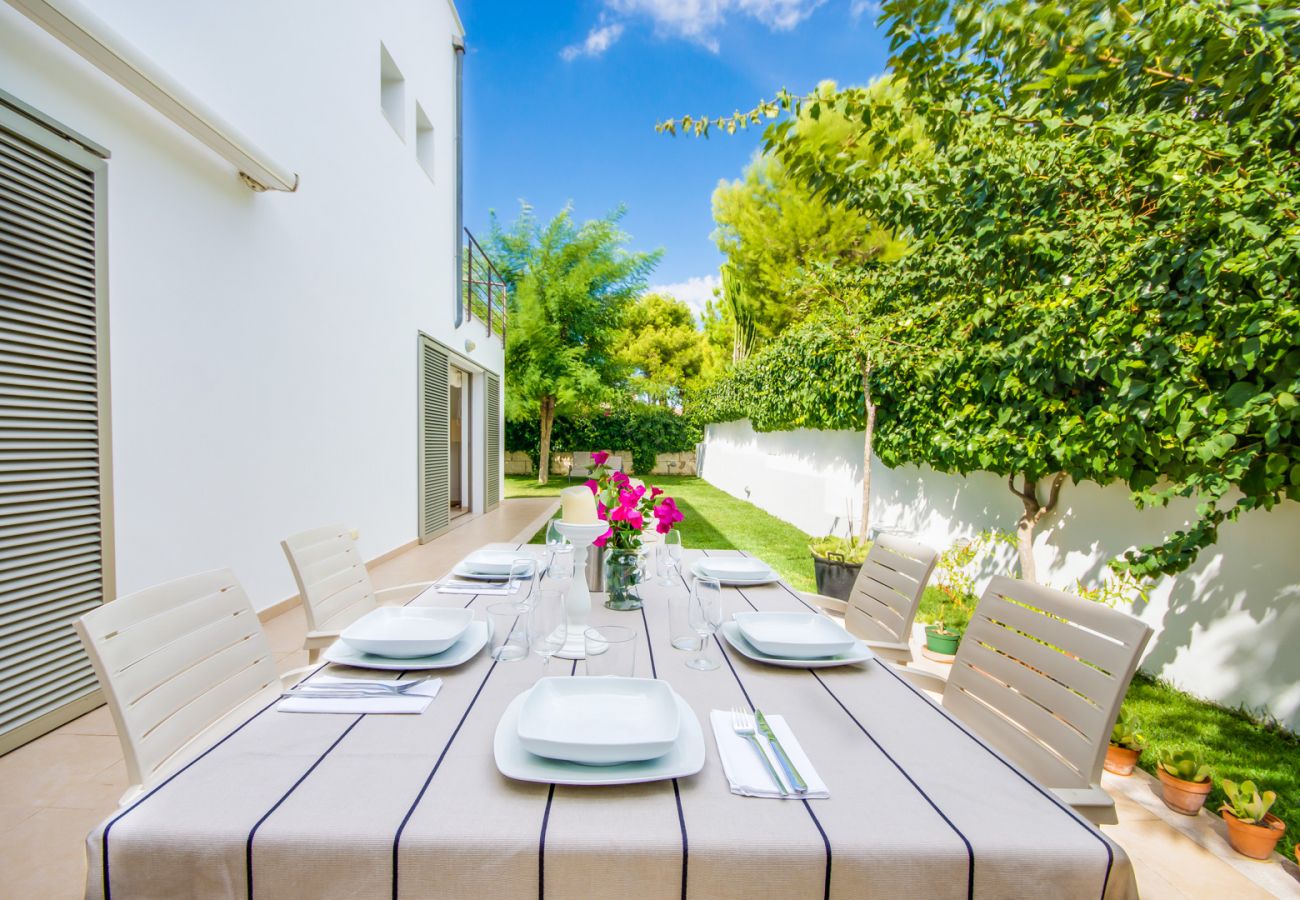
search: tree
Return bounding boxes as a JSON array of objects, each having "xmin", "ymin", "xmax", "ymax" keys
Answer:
[
  {"xmin": 665, "ymin": 1, "xmax": 1300, "ymax": 579},
  {"xmin": 492, "ymin": 204, "xmax": 661, "ymax": 484},
  {"xmin": 615, "ymin": 293, "xmax": 707, "ymax": 407}
]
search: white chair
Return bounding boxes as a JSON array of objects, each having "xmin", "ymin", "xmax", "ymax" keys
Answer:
[
  {"xmin": 75, "ymin": 570, "xmax": 288, "ymax": 802},
  {"xmin": 894, "ymin": 575, "xmax": 1153, "ymax": 825},
  {"xmin": 804, "ymin": 533, "xmax": 939, "ymax": 663},
  {"xmin": 281, "ymin": 525, "xmax": 434, "ymax": 662}
]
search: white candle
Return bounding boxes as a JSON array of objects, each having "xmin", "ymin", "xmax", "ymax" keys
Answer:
[{"xmin": 560, "ymin": 485, "xmax": 599, "ymax": 524}]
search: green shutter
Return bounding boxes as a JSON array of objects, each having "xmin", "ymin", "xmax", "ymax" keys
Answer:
[
  {"xmin": 418, "ymin": 336, "xmax": 450, "ymax": 541},
  {"xmin": 485, "ymin": 372, "xmax": 501, "ymax": 510},
  {"xmin": 0, "ymin": 103, "xmax": 112, "ymax": 753}
]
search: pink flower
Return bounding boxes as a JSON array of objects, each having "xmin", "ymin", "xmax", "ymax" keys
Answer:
[
  {"xmin": 596, "ymin": 501, "xmax": 607, "ymax": 520},
  {"xmin": 593, "ymin": 528, "xmax": 612, "ymax": 548},
  {"xmin": 610, "ymin": 504, "xmax": 645, "ymax": 531},
  {"xmin": 611, "ymin": 471, "xmax": 630, "ymax": 488},
  {"xmin": 650, "ymin": 486, "xmax": 664, "ymax": 499},
  {"xmin": 652, "ymin": 497, "xmax": 683, "ymax": 534},
  {"xmin": 584, "ymin": 478, "xmax": 599, "ymax": 494},
  {"xmin": 592, "ymin": 450, "xmax": 610, "ymax": 466},
  {"xmin": 619, "ymin": 486, "xmax": 646, "ymax": 508}
]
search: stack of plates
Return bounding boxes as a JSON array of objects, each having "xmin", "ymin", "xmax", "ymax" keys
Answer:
[
  {"xmin": 690, "ymin": 556, "xmax": 777, "ymax": 585},
  {"xmin": 325, "ymin": 607, "xmax": 489, "ymax": 670},
  {"xmin": 452, "ymin": 550, "xmax": 535, "ymax": 581},
  {"xmin": 721, "ymin": 612, "xmax": 874, "ymax": 668},
  {"xmin": 495, "ymin": 677, "xmax": 705, "ymax": 785}
]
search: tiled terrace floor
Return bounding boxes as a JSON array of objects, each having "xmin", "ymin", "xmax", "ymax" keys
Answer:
[{"xmin": 2, "ymin": 495, "xmax": 1296, "ymax": 899}]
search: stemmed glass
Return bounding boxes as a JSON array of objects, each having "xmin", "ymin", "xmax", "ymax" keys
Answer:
[
  {"xmin": 541, "ymin": 545, "xmax": 575, "ymax": 595},
  {"xmin": 686, "ymin": 576, "xmax": 723, "ymax": 671},
  {"xmin": 545, "ymin": 518, "xmax": 568, "ymax": 549},
  {"xmin": 528, "ymin": 589, "xmax": 567, "ymax": 672}
]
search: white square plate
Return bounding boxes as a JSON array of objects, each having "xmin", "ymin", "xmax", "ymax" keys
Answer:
[
  {"xmin": 496, "ymin": 687, "xmax": 704, "ymax": 785},
  {"xmin": 689, "ymin": 560, "xmax": 777, "ymax": 586},
  {"xmin": 517, "ymin": 677, "xmax": 680, "ymax": 765},
  {"xmin": 734, "ymin": 611, "xmax": 857, "ymax": 659},
  {"xmin": 460, "ymin": 550, "xmax": 535, "ymax": 577},
  {"xmin": 340, "ymin": 607, "xmax": 473, "ymax": 658},
  {"xmin": 721, "ymin": 622, "xmax": 874, "ymax": 669},
  {"xmin": 325, "ymin": 620, "xmax": 490, "ymax": 670}
]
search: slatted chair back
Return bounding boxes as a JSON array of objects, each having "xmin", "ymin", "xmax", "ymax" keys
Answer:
[
  {"xmin": 944, "ymin": 575, "xmax": 1153, "ymax": 790},
  {"xmin": 842, "ymin": 533, "xmax": 938, "ymax": 645},
  {"xmin": 75, "ymin": 570, "xmax": 280, "ymax": 790},
  {"xmin": 281, "ymin": 525, "xmax": 377, "ymax": 635}
]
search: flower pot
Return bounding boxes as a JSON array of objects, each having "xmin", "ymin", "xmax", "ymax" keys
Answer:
[
  {"xmin": 1104, "ymin": 743, "xmax": 1141, "ymax": 776},
  {"xmin": 1156, "ymin": 767, "xmax": 1212, "ymax": 816},
  {"xmin": 1221, "ymin": 811, "xmax": 1286, "ymax": 860},
  {"xmin": 602, "ymin": 549, "xmax": 643, "ymax": 611},
  {"xmin": 924, "ymin": 625, "xmax": 960, "ymax": 656},
  {"xmin": 812, "ymin": 552, "xmax": 862, "ymax": 601}
]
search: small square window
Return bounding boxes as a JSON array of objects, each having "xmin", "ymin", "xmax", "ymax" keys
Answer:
[
  {"xmin": 415, "ymin": 103, "xmax": 435, "ymax": 181},
  {"xmin": 380, "ymin": 44, "xmax": 405, "ymax": 141}
]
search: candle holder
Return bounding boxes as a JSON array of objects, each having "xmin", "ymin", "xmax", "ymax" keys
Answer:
[{"xmin": 552, "ymin": 520, "xmax": 609, "ymax": 659}]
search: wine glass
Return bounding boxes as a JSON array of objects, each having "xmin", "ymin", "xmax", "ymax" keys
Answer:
[
  {"xmin": 686, "ymin": 576, "xmax": 723, "ymax": 671},
  {"xmin": 545, "ymin": 518, "xmax": 568, "ymax": 549},
  {"xmin": 528, "ymin": 589, "xmax": 567, "ymax": 671},
  {"xmin": 542, "ymin": 545, "xmax": 575, "ymax": 595}
]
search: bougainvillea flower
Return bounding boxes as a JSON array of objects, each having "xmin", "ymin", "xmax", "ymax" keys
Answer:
[
  {"xmin": 653, "ymin": 497, "xmax": 683, "ymax": 534},
  {"xmin": 609, "ymin": 504, "xmax": 644, "ymax": 531},
  {"xmin": 611, "ymin": 470, "xmax": 630, "ymax": 487},
  {"xmin": 619, "ymin": 486, "xmax": 646, "ymax": 508},
  {"xmin": 592, "ymin": 528, "xmax": 612, "ymax": 548},
  {"xmin": 596, "ymin": 501, "xmax": 607, "ymax": 520},
  {"xmin": 584, "ymin": 479, "xmax": 599, "ymax": 494},
  {"xmin": 592, "ymin": 450, "xmax": 610, "ymax": 466},
  {"xmin": 650, "ymin": 486, "xmax": 664, "ymax": 499}
]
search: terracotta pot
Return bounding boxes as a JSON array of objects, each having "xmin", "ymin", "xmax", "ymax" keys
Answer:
[
  {"xmin": 1156, "ymin": 767, "xmax": 1212, "ymax": 815},
  {"xmin": 1104, "ymin": 743, "xmax": 1141, "ymax": 776},
  {"xmin": 1221, "ymin": 811, "xmax": 1286, "ymax": 860}
]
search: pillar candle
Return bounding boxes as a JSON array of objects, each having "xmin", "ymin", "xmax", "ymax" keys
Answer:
[{"xmin": 560, "ymin": 485, "xmax": 599, "ymax": 524}]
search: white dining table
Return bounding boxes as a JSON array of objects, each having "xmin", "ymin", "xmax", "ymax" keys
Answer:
[{"xmin": 85, "ymin": 545, "xmax": 1135, "ymax": 899}]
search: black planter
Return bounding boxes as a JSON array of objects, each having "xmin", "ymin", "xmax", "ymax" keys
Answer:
[{"xmin": 812, "ymin": 553, "xmax": 863, "ymax": 600}]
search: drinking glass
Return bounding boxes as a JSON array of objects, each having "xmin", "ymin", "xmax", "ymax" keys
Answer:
[
  {"xmin": 668, "ymin": 582, "xmax": 697, "ymax": 651},
  {"xmin": 509, "ymin": 557, "xmax": 536, "ymax": 606},
  {"xmin": 686, "ymin": 576, "xmax": 723, "ymax": 671},
  {"xmin": 662, "ymin": 531, "xmax": 684, "ymax": 586},
  {"xmin": 541, "ymin": 545, "xmax": 575, "ymax": 596},
  {"xmin": 528, "ymin": 589, "xmax": 567, "ymax": 671},
  {"xmin": 545, "ymin": 518, "xmax": 568, "ymax": 549},
  {"xmin": 487, "ymin": 601, "xmax": 529, "ymax": 661},
  {"xmin": 583, "ymin": 625, "xmax": 638, "ymax": 677}
]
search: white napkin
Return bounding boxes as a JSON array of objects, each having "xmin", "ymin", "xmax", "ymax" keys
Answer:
[
  {"xmin": 710, "ymin": 710, "xmax": 829, "ymax": 799},
  {"xmin": 277, "ymin": 676, "xmax": 443, "ymax": 715},
  {"xmin": 434, "ymin": 578, "xmax": 525, "ymax": 596}
]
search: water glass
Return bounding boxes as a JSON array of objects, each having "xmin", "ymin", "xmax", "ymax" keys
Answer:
[
  {"xmin": 584, "ymin": 625, "xmax": 638, "ymax": 677},
  {"xmin": 509, "ymin": 557, "xmax": 536, "ymax": 606},
  {"xmin": 545, "ymin": 518, "xmax": 568, "ymax": 549},
  {"xmin": 668, "ymin": 583, "xmax": 697, "ymax": 651},
  {"xmin": 528, "ymin": 589, "xmax": 567, "ymax": 670},
  {"xmin": 541, "ymin": 545, "xmax": 575, "ymax": 596},
  {"xmin": 687, "ymin": 576, "xmax": 722, "ymax": 671},
  {"xmin": 487, "ymin": 601, "xmax": 529, "ymax": 661},
  {"xmin": 663, "ymin": 531, "xmax": 683, "ymax": 583}
]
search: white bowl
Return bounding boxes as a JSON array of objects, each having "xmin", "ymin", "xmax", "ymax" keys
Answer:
[
  {"xmin": 516, "ymin": 677, "xmax": 680, "ymax": 766},
  {"xmin": 340, "ymin": 607, "xmax": 474, "ymax": 658},
  {"xmin": 733, "ymin": 612, "xmax": 857, "ymax": 659},
  {"xmin": 461, "ymin": 550, "xmax": 533, "ymax": 576}
]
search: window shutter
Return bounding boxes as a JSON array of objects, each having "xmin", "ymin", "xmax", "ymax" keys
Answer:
[
  {"xmin": 485, "ymin": 372, "xmax": 500, "ymax": 510},
  {"xmin": 0, "ymin": 107, "xmax": 111, "ymax": 753},
  {"xmin": 418, "ymin": 335, "xmax": 450, "ymax": 541}
]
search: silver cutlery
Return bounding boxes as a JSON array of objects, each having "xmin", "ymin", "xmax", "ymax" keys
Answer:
[
  {"xmin": 730, "ymin": 706, "xmax": 788, "ymax": 796},
  {"xmin": 755, "ymin": 709, "xmax": 808, "ymax": 793},
  {"xmin": 286, "ymin": 680, "xmax": 426, "ymax": 696}
]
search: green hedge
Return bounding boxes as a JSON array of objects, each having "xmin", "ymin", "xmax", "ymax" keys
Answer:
[{"xmin": 506, "ymin": 405, "xmax": 703, "ymax": 475}]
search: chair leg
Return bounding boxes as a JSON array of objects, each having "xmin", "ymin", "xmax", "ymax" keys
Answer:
[{"xmin": 307, "ymin": 646, "xmax": 320, "ymax": 664}]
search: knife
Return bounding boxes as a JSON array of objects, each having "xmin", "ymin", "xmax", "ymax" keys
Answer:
[{"xmin": 755, "ymin": 709, "xmax": 808, "ymax": 793}]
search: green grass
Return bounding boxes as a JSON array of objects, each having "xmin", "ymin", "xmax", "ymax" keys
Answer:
[{"xmin": 507, "ymin": 474, "xmax": 1298, "ymax": 857}]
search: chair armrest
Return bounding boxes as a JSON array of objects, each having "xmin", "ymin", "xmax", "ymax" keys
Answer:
[
  {"xmin": 802, "ymin": 592, "xmax": 847, "ymax": 616},
  {"xmin": 863, "ymin": 639, "xmax": 911, "ymax": 653},
  {"xmin": 1051, "ymin": 785, "xmax": 1117, "ymax": 825},
  {"xmin": 887, "ymin": 663, "xmax": 948, "ymax": 693},
  {"xmin": 279, "ymin": 664, "xmax": 319, "ymax": 686},
  {"xmin": 375, "ymin": 582, "xmax": 436, "ymax": 604},
  {"xmin": 303, "ymin": 629, "xmax": 339, "ymax": 650}
]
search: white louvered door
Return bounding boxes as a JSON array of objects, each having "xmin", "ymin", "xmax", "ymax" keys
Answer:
[
  {"xmin": 0, "ymin": 102, "xmax": 112, "ymax": 754},
  {"xmin": 485, "ymin": 371, "xmax": 500, "ymax": 510},
  {"xmin": 418, "ymin": 334, "xmax": 450, "ymax": 542}
]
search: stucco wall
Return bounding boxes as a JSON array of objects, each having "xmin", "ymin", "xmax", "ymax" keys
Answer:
[
  {"xmin": 0, "ymin": 0, "xmax": 501, "ymax": 611},
  {"xmin": 702, "ymin": 420, "xmax": 1300, "ymax": 730}
]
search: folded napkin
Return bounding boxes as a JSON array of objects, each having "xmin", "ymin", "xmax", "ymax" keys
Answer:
[
  {"xmin": 710, "ymin": 710, "xmax": 829, "ymax": 799},
  {"xmin": 434, "ymin": 578, "xmax": 525, "ymax": 596},
  {"xmin": 278, "ymin": 676, "xmax": 443, "ymax": 715}
]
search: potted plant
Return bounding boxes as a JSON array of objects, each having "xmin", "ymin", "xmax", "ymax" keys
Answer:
[
  {"xmin": 1104, "ymin": 708, "xmax": 1145, "ymax": 775},
  {"xmin": 1155, "ymin": 750, "xmax": 1213, "ymax": 815},
  {"xmin": 1220, "ymin": 779, "xmax": 1286, "ymax": 860},
  {"xmin": 809, "ymin": 535, "xmax": 869, "ymax": 601},
  {"xmin": 923, "ymin": 618, "xmax": 961, "ymax": 656}
]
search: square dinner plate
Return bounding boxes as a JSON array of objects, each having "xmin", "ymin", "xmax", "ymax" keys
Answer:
[
  {"xmin": 733, "ymin": 611, "xmax": 857, "ymax": 659},
  {"xmin": 460, "ymin": 550, "xmax": 535, "ymax": 577},
  {"xmin": 689, "ymin": 560, "xmax": 777, "ymax": 586},
  {"xmin": 495, "ymin": 687, "xmax": 704, "ymax": 786},
  {"xmin": 517, "ymin": 677, "xmax": 679, "ymax": 765},
  {"xmin": 721, "ymin": 621, "xmax": 874, "ymax": 669},
  {"xmin": 340, "ymin": 607, "xmax": 474, "ymax": 658},
  {"xmin": 325, "ymin": 620, "xmax": 491, "ymax": 670}
]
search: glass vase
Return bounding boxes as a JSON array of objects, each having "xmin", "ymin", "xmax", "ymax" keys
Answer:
[{"xmin": 602, "ymin": 549, "xmax": 643, "ymax": 611}]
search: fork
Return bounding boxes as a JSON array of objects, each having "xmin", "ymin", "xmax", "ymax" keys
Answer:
[
  {"xmin": 731, "ymin": 707, "xmax": 788, "ymax": 796},
  {"xmin": 288, "ymin": 680, "xmax": 425, "ymax": 695}
]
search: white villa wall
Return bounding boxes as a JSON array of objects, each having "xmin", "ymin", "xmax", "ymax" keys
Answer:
[
  {"xmin": 0, "ymin": 0, "xmax": 501, "ymax": 611},
  {"xmin": 702, "ymin": 420, "xmax": 1300, "ymax": 730}
]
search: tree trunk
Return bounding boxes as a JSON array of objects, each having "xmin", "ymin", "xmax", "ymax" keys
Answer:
[
  {"xmin": 861, "ymin": 361, "xmax": 875, "ymax": 542},
  {"xmin": 538, "ymin": 395, "xmax": 555, "ymax": 485},
  {"xmin": 1009, "ymin": 473, "xmax": 1066, "ymax": 583}
]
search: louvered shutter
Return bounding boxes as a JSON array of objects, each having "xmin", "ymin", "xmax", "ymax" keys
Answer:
[
  {"xmin": 485, "ymin": 372, "xmax": 500, "ymax": 510},
  {"xmin": 418, "ymin": 335, "xmax": 450, "ymax": 542},
  {"xmin": 0, "ymin": 105, "xmax": 112, "ymax": 754}
]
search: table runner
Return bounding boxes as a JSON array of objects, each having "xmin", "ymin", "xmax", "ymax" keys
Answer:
[{"xmin": 85, "ymin": 546, "xmax": 1135, "ymax": 900}]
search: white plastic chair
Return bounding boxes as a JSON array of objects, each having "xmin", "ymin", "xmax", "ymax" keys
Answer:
[
  {"xmin": 893, "ymin": 575, "xmax": 1153, "ymax": 824},
  {"xmin": 803, "ymin": 533, "xmax": 938, "ymax": 663},
  {"xmin": 75, "ymin": 570, "xmax": 289, "ymax": 802},
  {"xmin": 281, "ymin": 525, "xmax": 434, "ymax": 661}
]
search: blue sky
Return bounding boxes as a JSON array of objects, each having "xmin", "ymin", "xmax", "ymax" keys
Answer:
[{"xmin": 460, "ymin": 0, "xmax": 892, "ymax": 313}]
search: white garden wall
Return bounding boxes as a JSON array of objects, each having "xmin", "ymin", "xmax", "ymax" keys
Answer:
[
  {"xmin": 1, "ymin": 0, "xmax": 500, "ymax": 611},
  {"xmin": 702, "ymin": 420, "xmax": 1300, "ymax": 730}
]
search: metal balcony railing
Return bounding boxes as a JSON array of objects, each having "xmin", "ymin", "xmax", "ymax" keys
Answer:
[{"xmin": 462, "ymin": 228, "xmax": 507, "ymax": 341}]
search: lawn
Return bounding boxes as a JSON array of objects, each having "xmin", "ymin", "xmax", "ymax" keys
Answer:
[{"xmin": 506, "ymin": 473, "xmax": 1299, "ymax": 858}]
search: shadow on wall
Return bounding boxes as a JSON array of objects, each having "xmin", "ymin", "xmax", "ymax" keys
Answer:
[{"xmin": 703, "ymin": 420, "xmax": 1300, "ymax": 729}]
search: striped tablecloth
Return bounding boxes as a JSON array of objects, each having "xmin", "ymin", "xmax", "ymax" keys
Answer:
[{"xmin": 85, "ymin": 546, "xmax": 1135, "ymax": 900}]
